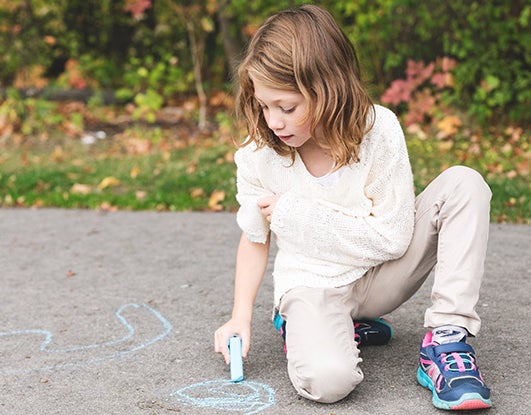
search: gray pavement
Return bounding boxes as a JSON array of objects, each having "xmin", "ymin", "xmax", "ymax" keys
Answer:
[{"xmin": 0, "ymin": 208, "xmax": 529, "ymax": 415}]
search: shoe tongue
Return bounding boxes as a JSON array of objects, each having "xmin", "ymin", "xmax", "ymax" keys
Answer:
[{"xmin": 432, "ymin": 326, "xmax": 467, "ymax": 345}]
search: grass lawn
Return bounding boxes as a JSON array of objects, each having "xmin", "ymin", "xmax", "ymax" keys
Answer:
[{"xmin": 0, "ymin": 121, "xmax": 529, "ymax": 223}]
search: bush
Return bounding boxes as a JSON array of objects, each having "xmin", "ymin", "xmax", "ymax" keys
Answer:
[
  {"xmin": 333, "ymin": 0, "xmax": 530, "ymax": 124},
  {"xmin": 0, "ymin": 0, "xmax": 529, "ymax": 126}
]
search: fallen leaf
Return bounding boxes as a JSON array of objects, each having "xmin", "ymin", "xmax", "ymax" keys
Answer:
[
  {"xmin": 516, "ymin": 160, "xmax": 529, "ymax": 176},
  {"xmin": 126, "ymin": 138, "xmax": 151, "ymax": 155},
  {"xmin": 406, "ymin": 123, "xmax": 427, "ymax": 140},
  {"xmin": 224, "ymin": 151, "xmax": 235, "ymax": 163},
  {"xmin": 190, "ymin": 188, "xmax": 206, "ymax": 199},
  {"xmin": 130, "ymin": 166, "xmax": 140, "ymax": 179},
  {"xmin": 437, "ymin": 115, "xmax": 462, "ymax": 138},
  {"xmin": 98, "ymin": 201, "xmax": 118, "ymax": 211},
  {"xmin": 186, "ymin": 161, "xmax": 197, "ymax": 174},
  {"xmin": 52, "ymin": 146, "xmax": 64, "ymax": 162},
  {"xmin": 135, "ymin": 190, "xmax": 147, "ymax": 201},
  {"xmin": 208, "ymin": 190, "xmax": 225, "ymax": 211},
  {"xmin": 70, "ymin": 183, "xmax": 92, "ymax": 195},
  {"xmin": 97, "ymin": 176, "xmax": 121, "ymax": 190},
  {"xmin": 437, "ymin": 141, "xmax": 454, "ymax": 152}
]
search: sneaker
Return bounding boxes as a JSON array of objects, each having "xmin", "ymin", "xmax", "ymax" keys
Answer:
[
  {"xmin": 273, "ymin": 314, "xmax": 393, "ymax": 353},
  {"xmin": 354, "ymin": 318, "xmax": 394, "ymax": 347},
  {"xmin": 273, "ymin": 313, "xmax": 287, "ymax": 353},
  {"xmin": 417, "ymin": 331, "xmax": 492, "ymax": 410}
]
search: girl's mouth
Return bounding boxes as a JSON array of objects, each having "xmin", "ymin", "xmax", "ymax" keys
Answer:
[{"xmin": 277, "ymin": 135, "xmax": 293, "ymax": 141}]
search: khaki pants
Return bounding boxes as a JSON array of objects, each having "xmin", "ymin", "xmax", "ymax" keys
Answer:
[{"xmin": 278, "ymin": 166, "xmax": 492, "ymax": 403}]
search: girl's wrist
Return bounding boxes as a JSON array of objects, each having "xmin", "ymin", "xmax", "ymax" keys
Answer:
[{"xmin": 231, "ymin": 307, "xmax": 253, "ymax": 323}]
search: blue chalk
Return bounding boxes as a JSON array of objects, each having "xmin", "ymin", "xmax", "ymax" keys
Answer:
[{"xmin": 228, "ymin": 335, "xmax": 244, "ymax": 382}]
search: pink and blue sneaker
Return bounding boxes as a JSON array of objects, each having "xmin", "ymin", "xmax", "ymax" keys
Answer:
[{"xmin": 417, "ymin": 331, "xmax": 492, "ymax": 410}]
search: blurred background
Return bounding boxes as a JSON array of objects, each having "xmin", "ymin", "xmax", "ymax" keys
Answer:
[{"xmin": 0, "ymin": 0, "xmax": 529, "ymax": 222}]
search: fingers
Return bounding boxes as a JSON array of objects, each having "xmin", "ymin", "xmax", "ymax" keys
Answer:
[
  {"xmin": 241, "ymin": 335, "xmax": 250, "ymax": 359},
  {"xmin": 257, "ymin": 196, "xmax": 272, "ymax": 208},
  {"xmin": 214, "ymin": 329, "xmax": 230, "ymax": 364},
  {"xmin": 258, "ymin": 194, "xmax": 281, "ymax": 223},
  {"xmin": 215, "ymin": 322, "xmax": 252, "ymax": 365},
  {"xmin": 258, "ymin": 196, "xmax": 273, "ymax": 222}
]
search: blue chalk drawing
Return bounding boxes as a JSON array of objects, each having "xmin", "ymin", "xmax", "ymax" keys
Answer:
[
  {"xmin": 0, "ymin": 303, "xmax": 172, "ymax": 374},
  {"xmin": 171, "ymin": 379, "xmax": 275, "ymax": 415}
]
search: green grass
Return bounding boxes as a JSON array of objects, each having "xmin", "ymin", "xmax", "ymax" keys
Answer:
[
  {"xmin": 406, "ymin": 132, "xmax": 530, "ymax": 223},
  {"xmin": 0, "ymin": 127, "xmax": 529, "ymax": 223},
  {"xmin": 0, "ymin": 132, "xmax": 238, "ymax": 212}
]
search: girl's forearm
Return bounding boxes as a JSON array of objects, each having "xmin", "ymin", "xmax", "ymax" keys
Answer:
[{"xmin": 231, "ymin": 232, "xmax": 270, "ymax": 322}]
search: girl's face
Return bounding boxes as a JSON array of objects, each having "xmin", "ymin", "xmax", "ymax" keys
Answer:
[{"xmin": 253, "ymin": 79, "xmax": 313, "ymax": 148}]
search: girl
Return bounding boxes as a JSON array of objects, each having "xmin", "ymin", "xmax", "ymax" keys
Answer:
[{"xmin": 214, "ymin": 5, "xmax": 492, "ymax": 411}]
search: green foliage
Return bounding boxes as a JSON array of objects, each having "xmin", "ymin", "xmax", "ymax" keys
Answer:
[
  {"xmin": 0, "ymin": 0, "xmax": 529, "ymax": 125},
  {"xmin": 331, "ymin": 0, "xmax": 530, "ymax": 124},
  {"xmin": 440, "ymin": 2, "xmax": 530, "ymax": 123},
  {"xmin": 132, "ymin": 89, "xmax": 164, "ymax": 123},
  {"xmin": 116, "ymin": 54, "xmax": 189, "ymax": 103},
  {"xmin": 0, "ymin": 88, "xmax": 64, "ymax": 135}
]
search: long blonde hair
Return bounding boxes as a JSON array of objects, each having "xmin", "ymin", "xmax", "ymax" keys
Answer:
[{"xmin": 236, "ymin": 4, "xmax": 375, "ymax": 166}]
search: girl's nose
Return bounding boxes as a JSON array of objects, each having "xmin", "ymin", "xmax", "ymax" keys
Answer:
[{"xmin": 267, "ymin": 112, "xmax": 285, "ymax": 131}]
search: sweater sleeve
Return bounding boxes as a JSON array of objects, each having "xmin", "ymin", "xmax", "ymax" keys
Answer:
[
  {"xmin": 234, "ymin": 144, "xmax": 272, "ymax": 244},
  {"xmin": 270, "ymin": 110, "xmax": 415, "ymax": 268}
]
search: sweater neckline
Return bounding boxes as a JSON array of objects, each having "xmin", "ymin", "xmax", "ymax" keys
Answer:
[{"xmin": 293, "ymin": 151, "xmax": 348, "ymax": 187}]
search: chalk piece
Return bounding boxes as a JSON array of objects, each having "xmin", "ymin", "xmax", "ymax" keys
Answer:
[{"xmin": 228, "ymin": 335, "xmax": 244, "ymax": 382}]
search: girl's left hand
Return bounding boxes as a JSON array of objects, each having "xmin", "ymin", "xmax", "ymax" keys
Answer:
[{"xmin": 258, "ymin": 194, "xmax": 280, "ymax": 223}]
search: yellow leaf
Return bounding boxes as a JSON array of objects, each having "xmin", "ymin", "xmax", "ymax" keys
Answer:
[
  {"xmin": 130, "ymin": 166, "xmax": 140, "ymax": 179},
  {"xmin": 190, "ymin": 188, "xmax": 206, "ymax": 199},
  {"xmin": 208, "ymin": 190, "xmax": 225, "ymax": 211},
  {"xmin": 437, "ymin": 116, "xmax": 462, "ymax": 138},
  {"xmin": 437, "ymin": 141, "xmax": 454, "ymax": 152},
  {"xmin": 52, "ymin": 146, "xmax": 64, "ymax": 162},
  {"xmin": 97, "ymin": 176, "xmax": 121, "ymax": 190},
  {"xmin": 70, "ymin": 183, "xmax": 92, "ymax": 195}
]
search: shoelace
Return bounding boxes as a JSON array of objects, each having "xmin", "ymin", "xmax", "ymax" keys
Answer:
[{"xmin": 441, "ymin": 352, "xmax": 477, "ymax": 373}]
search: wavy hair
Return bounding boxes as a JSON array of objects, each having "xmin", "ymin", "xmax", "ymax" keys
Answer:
[{"xmin": 236, "ymin": 4, "xmax": 375, "ymax": 166}]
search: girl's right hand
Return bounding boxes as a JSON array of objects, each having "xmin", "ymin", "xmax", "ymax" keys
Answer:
[{"xmin": 214, "ymin": 318, "xmax": 251, "ymax": 364}]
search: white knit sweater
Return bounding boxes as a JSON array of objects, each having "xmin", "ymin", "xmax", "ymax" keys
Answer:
[{"xmin": 235, "ymin": 105, "xmax": 416, "ymax": 307}]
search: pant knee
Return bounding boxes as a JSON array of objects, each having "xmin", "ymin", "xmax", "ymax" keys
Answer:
[
  {"xmin": 289, "ymin": 360, "xmax": 364, "ymax": 403},
  {"xmin": 443, "ymin": 166, "xmax": 492, "ymax": 201}
]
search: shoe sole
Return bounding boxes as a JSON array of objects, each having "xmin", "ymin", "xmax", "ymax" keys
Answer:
[{"xmin": 417, "ymin": 367, "xmax": 492, "ymax": 411}]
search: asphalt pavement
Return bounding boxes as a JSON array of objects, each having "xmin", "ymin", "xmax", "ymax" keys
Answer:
[{"xmin": 0, "ymin": 209, "xmax": 529, "ymax": 415}]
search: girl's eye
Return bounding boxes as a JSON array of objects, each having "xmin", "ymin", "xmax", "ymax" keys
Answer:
[{"xmin": 281, "ymin": 107, "xmax": 295, "ymax": 114}]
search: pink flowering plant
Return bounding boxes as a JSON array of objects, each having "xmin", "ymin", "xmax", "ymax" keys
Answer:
[{"xmin": 381, "ymin": 57, "xmax": 457, "ymax": 127}]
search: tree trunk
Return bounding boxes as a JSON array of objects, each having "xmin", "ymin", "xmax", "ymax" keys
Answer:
[
  {"xmin": 185, "ymin": 20, "xmax": 208, "ymax": 132},
  {"xmin": 217, "ymin": 3, "xmax": 243, "ymax": 77}
]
